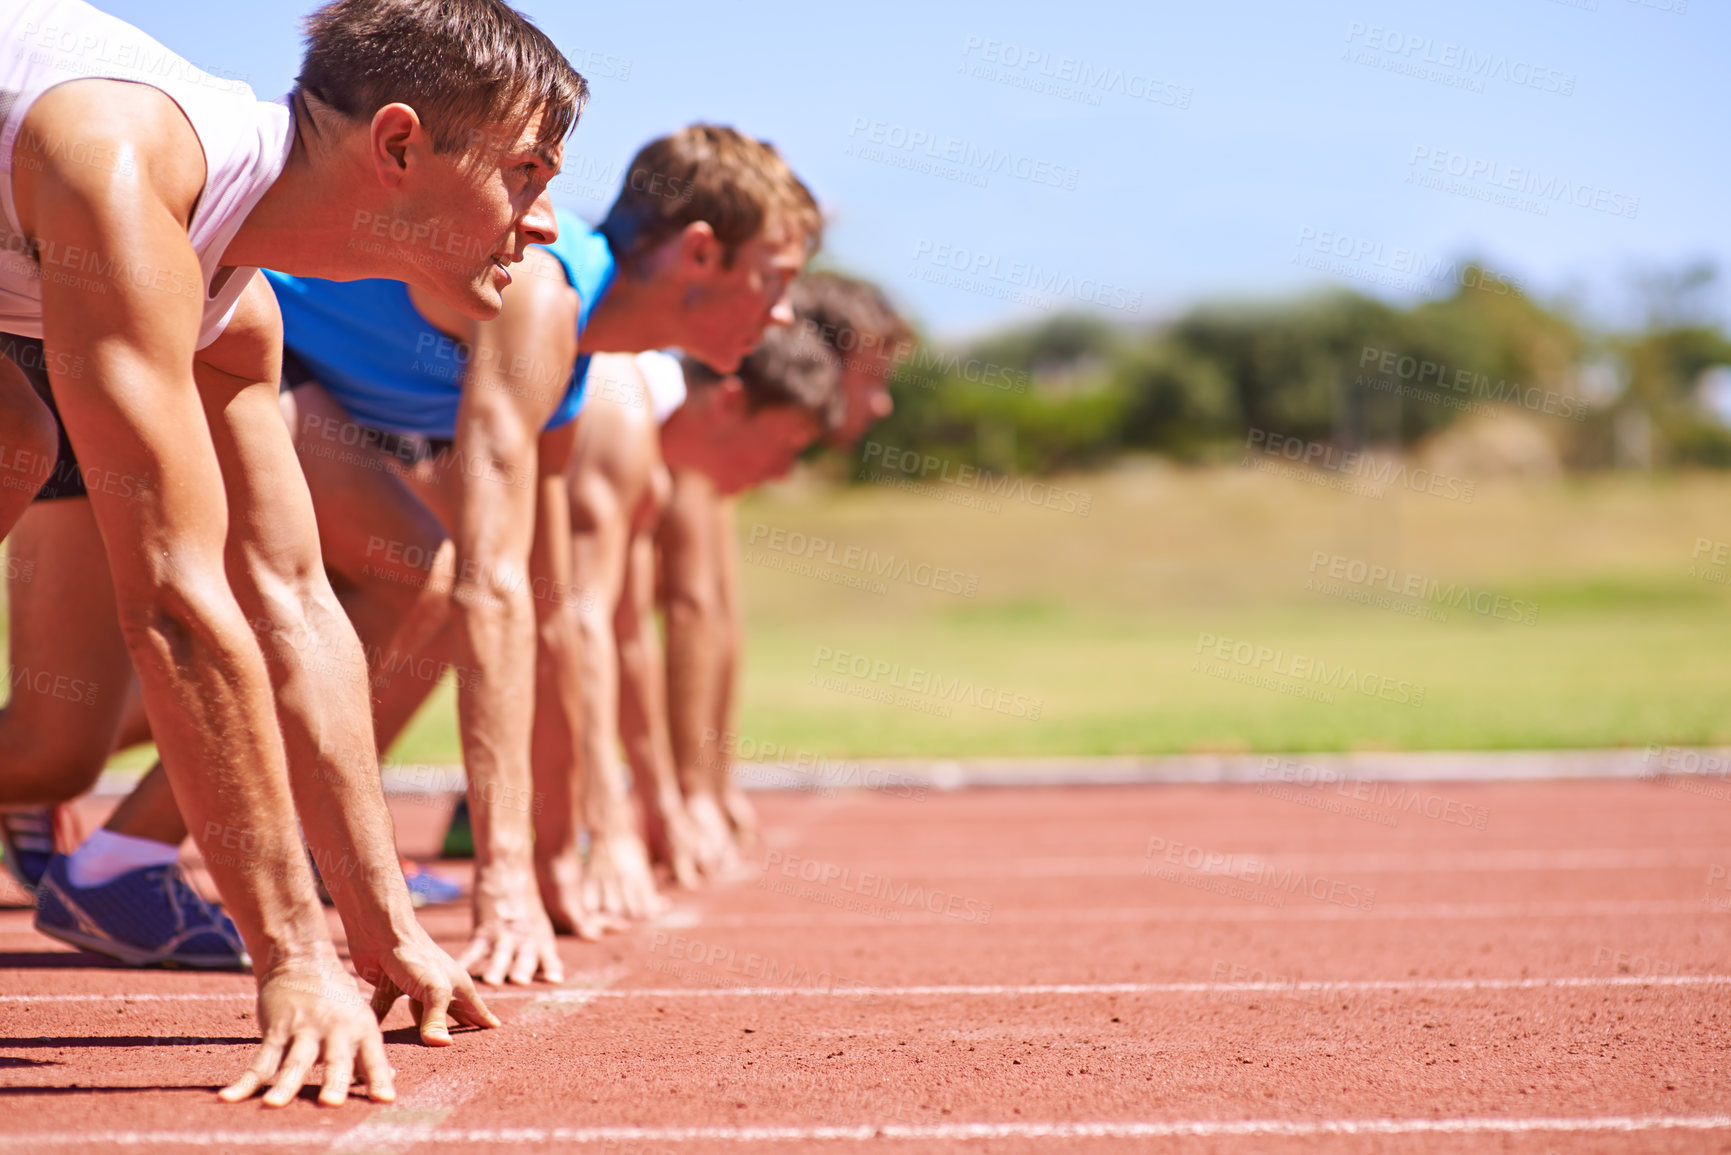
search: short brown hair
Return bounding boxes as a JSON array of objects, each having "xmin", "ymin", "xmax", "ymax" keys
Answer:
[
  {"xmin": 297, "ymin": 0, "xmax": 587, "ymax": 154},
  {"xmin": 791, "ymin": 273, "xmax": 912, "ymax": 364},
  {"xmin": 600, "ymin": 124, "xmax": 822, "ymax": 271},
  {"xmin": 682, "ymin": 321, "xmax": 845, "ymax": 433}
]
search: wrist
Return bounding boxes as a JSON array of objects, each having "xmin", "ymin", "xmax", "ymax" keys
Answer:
[
  {"xmin": 470, "ymin": 856, "xmax": 546, "ymax": 925},
  {"xmin": 254, "ymin": 931, "xmax": 344, "ymax": 979},
  {"xmin": 331, "ymin": 885, "xmax": 423, "ymax": 955},
  {"xmin": 470, "ymin": 781, "xmax": 536, "ymax": 864}
]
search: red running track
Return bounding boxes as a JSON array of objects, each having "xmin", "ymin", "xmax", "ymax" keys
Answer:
[{"xmin": 1, "ymin": 776, "xmax": 1729, "ymax": 1153}]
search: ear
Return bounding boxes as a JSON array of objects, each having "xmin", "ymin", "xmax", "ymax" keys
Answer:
[
  {"xmin": 674, "ymin": 219, "xmax": 720, "ymax": 277},
  {"xmin": 370, "ymin": 103, "xmax": 424, "ymax": 189}
]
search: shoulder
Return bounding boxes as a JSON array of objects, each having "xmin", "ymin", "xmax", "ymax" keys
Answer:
[
  {"xmin": 16, "ymin": 80, "xmax": 205, "ymax": 225},
  {"xmin": 576, "ymin": 355, "xmax": 656, "ymax": 484},
  {"xmin": 583, "ymin": 355, "xmax": 654, "ymax": 437}
]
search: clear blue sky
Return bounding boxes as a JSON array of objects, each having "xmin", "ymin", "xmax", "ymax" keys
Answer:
[{"xmin": 105, "ymin": 0, "xmax": 1726, "ymax": 340}]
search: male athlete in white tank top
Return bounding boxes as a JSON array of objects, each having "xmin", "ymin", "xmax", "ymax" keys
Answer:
[
  {"xmin": 0, "ymin": 0, "xmax": 291, "ymax": 347},
  {"xmin": 0, "ymin": 0, "xmax": 585, "ymax": 1107}
]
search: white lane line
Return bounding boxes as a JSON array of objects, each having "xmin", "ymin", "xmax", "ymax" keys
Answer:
[
  {"xmin": 555, "ymin": 974, "xmax": 1731, "ymax": 999},
  {"xmin": 4, "ymin": 973, "xmax": 1727, "ymax": 1005},
  {"xmin": 9, "ymin": 1114, "xmax": 1731, "ymax": 1145},
  {"xmin": 691, "ymin": 898, "xmax": 1721, "ymax": 926},
  {"xmin": 329, "ymin": 1072, "xmax": 473, "ymax": 1154},
  {"xmin": 828, "ymin": 849, "xmax": 1726, "ymax": 877}
]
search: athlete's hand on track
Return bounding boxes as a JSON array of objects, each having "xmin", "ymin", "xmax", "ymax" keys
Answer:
[
  {"xmin": 219, "ymin": 961, "xmax": 393, "ymax": 1108},
  {"xmin": 355, "ymin": 927, "xmax": 501, "ymax": 1045},
  {"xmin": 644, "ymin": 791, "xmax": 704, "ymax": 890},
  {"xmin": 537, "ymin": 845, "xmax": 626, "ymax": 940},
  {"xmin": 583, "ymin": 827, "xmax": 669, "ymax": 920},
  {"xmin": 459, "ymin": 858, "xmax": 565, "ymax": 986},
  {"xmin": 720, "ymin": 783, "xmax": 760, "ymax": 851},
  {"xmin": 684, "ymin": 791, "xmax": 745, "ymax": 879}
]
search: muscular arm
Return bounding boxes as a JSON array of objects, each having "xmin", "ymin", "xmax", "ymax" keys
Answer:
[
  {"xmin": 708, "ymin": 496, "xmax": 758, "ymax": 846},
  {"xmin": 444, "ymin": 249, "xmax": 574, "ymax": 984},
  {"xmin": 198, "ymin": 277, "xmax": 494, "ymax": 1051},
  {"xmin": 659, "ymin": 469, "xmax": 726, "ymax": 800},
  {"xmin": 615, "ymin": 501, "xmax": 699, "ymax": 888},
  {"xmin": 195, "ymin": 280, "xmax": 412, "ymax": 948},
  {"xmin": 711, "ymin": 496, "xmax": 742, "ymax": 792},
  {"xmin": 562, "ymin": 364, "xmax": 664, "ymax": 917},
  {"xmin": 567, "ymin": 459, "xmax": 631, "ymax": 832},
  {"xmin": 17, "ymin": 79, "xmax": 389, "ymax": 1105},
  {"xmin": 657, "ymin": 468, "xmax": 740, "ymax": 870}
]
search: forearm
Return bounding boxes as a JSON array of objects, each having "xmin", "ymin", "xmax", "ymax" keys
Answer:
[
  {"xmin": 664, "ymin": 591, "xmax": 724, "ymax": 798},
  {"xmin": 136, "ymin": 612, "xmax": 334, "ymax": 972},
  {"xmin": 617, "ymin": 619, "xmax": 683, "ymax": 821},
  {"xmin": 289, "ymin": 746, "xmax": 419, "ymax": 953},
  {"xmin": 261, "ymin": 614, "xmax": 418, "ymax": 947},
  {"xmin": 708, "ymin": 603, "xmax": 739, "ymax": 796},
  {"xmin": 573, "ymin": 605, "xmax": 631, "ymax": 833},
  {"xmin": 452, "ymin": 582, "xmax": 539, "ymax": 872},
  {"xmin": 710, "ymin": 501, "xmax": 743, "ymax": 795}
]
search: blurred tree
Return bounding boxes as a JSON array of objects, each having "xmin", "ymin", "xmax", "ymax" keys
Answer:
[{"xmin": 837, "ymin": 261, "xmax": 1731, "ymax": 478}]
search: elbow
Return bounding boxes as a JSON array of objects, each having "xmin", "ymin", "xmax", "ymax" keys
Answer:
[
  {"xmin": 114, "ymin": 568, "xmax": 250, "ymax": 680},
  {"xmin": 664, "ymin": 582, "xmax": 718, "ymax": 622},
  {"xmin": 570, "ymin": 600, "xmax": 613, "ymax": 649},
  {"xmin": 452, "ymin": 555, "xmax": 531, "ymax": 619}
]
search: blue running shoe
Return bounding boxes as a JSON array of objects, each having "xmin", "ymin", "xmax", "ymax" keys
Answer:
[
  {"xmin": 35, "ymin": 856, "xmax": 251, "ymax": 969},
  {"xmin": 0, "ymin": 807, "xmax": 58, "ymax": 894},
  {"xmin": 403, "ymin": 863, "xmax": 463, "ymax": 908}
]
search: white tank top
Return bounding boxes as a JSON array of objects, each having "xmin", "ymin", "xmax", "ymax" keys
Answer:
[
  {"xmin": 0, "ymin": 0, "xmax": 292, "ymax": 349},
  {"xmin": 636, "ymin": 350, "xmax": 687, "ymax": 425}
]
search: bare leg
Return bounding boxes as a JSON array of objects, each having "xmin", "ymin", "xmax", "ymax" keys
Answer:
[
  {"xmin": 279, "ymin": 384, "xmax": 456, "ymax": 701},
  {"xmin": 111, "ymin": 677, "xmax": 152, "ymax": 752},
  {"xmin": 372, "ymin": 625, "xmax": 454, "ymax": 753},
  {"xmin": 0, "ymin": 343, "xmax": 59, "ymax": 541},
  {"xmin": 103, "ymin": 762, "xmax": 185, "ymax": 845},
  {"xmin": 0, "ymin": 500, "xmax": 134, "ymax": 807}
]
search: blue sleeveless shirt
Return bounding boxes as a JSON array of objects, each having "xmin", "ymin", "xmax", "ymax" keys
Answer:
[{"xmin": 263, "ymin": 211, "xmax": 616, "ymax": 438}]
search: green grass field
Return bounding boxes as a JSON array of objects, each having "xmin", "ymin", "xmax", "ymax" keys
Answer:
[
  {"xmin": 380, "ymin": 463, "xmax": 1731, "ymax": 761},
  {"xmin": 49, "ymin": 464, "xmax": 1731, "ymax": 768}
]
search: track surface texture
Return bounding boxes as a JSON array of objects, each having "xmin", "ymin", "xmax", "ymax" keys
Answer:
[{"xmin": 2, "ymin": 776, "xmax": 1729, "ymax": 1153}]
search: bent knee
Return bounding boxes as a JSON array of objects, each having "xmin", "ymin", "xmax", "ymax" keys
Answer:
[
  {"xmin": 0, "ymin": 719, "xmax": 112, "ymax": 803},
  {"xmin": 0, "ymin": 380, "xmax": 59, "ymax": 490}
]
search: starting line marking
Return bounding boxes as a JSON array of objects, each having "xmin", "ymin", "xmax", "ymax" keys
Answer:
[
  {"xmin": 4, "ymin": 973, "xmax": 1728, "ymax": 1004},
  {"xmin": 8, "ymin": 1114, "xmax": 1731, "ymax": 1145},
  {"xmin": 527, "ymin": 974, "xmax": 1731, "ymax": 999},
  {"xmin": 689, "ymin": 898, "xmax": 1723, "ymax": 926},
  {"xmin": 836, "ymin": 849, "xmax": 1729, "ymax": 877}
]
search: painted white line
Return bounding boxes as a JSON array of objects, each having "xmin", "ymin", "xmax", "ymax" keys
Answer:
[
  {"xmin": 4, "ymin": 973, "xmax": 1727, "ymax": 1005},
  {"xmin": 560, "ymin": 974, "xmax": 1731, "ymax": 999},
  {"xmin": 133, "ymin": 747, "xmax": 1716, "ymax": 792},
  {"xmin": 324, "ymin": 969, "xmax": 623, "ymax": 1152},
  {"xmin": 831, "ymin": 849, "xmax": 1727, "ymax": 877},
  {"xmin": 9, "ymin": 1114, "xmax": 1731, "ymax": 1145},
  {"xmin": 330, "ymin": 1072, "xmax": 473, "ymax": 1154},
  {"xmin": 693, "ymin": 898, "xmax": 1720, "ymax": 926}
]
